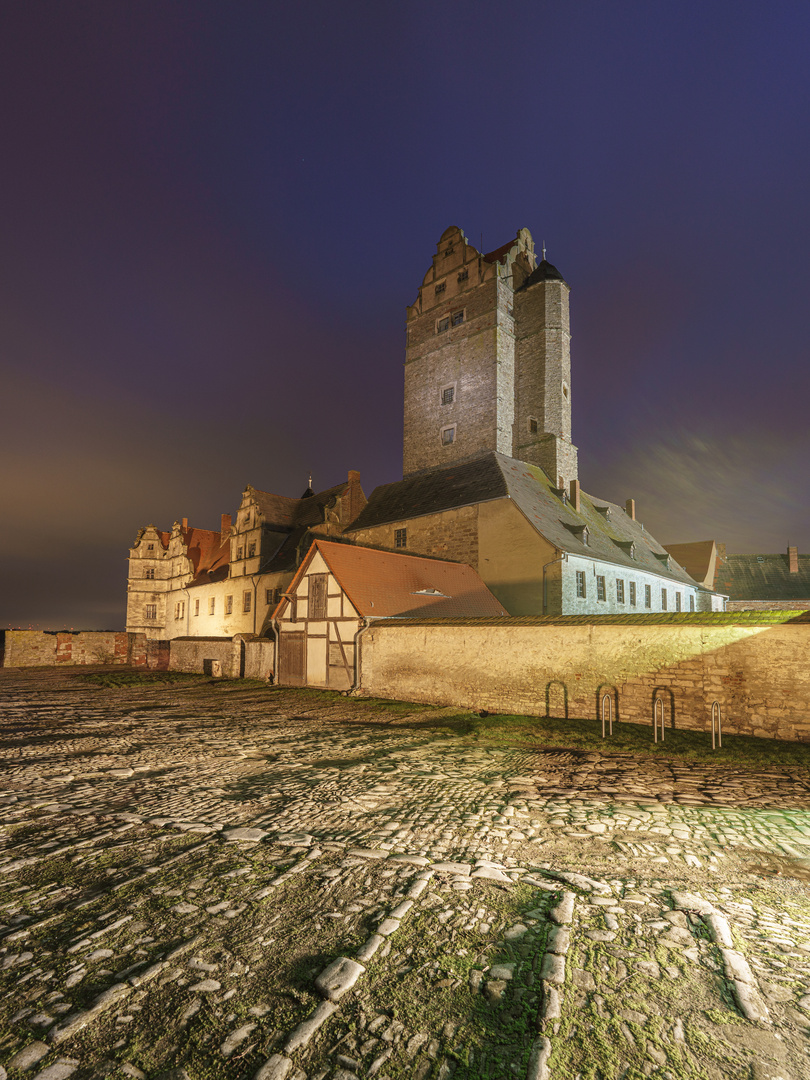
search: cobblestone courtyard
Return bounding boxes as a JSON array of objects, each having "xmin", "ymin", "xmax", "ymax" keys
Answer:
[{"xmin": 2, "ymin": 669, "xmax": 810, "ymax": 1080}]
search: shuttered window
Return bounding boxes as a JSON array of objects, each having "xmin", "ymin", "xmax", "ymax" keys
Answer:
[{"xmin": 309, "ymin": 574, "xmax": 328, "ymax": 621}]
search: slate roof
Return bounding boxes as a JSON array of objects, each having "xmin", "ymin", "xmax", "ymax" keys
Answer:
[
  {"xmin": 714, "ymin": 553, "xmax": 810, "ymax": 601},
  {"xmin": 282, "ymin": 540, "xmax": 508, "ymax": 619},
  {"xmin": 518, "ymin": 259, "xmax": 566, "ymax": 287},
  {"xmin": 249, "ymin": 481, "xmax": 351, "ymax": 530},
  {"xmin": 348, "ymin": 452, "xmax": 706, "ymax": 589}
]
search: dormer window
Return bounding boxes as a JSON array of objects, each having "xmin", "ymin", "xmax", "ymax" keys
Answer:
[
  {"xmin": 564, "ymin": 522, "xmax": 589, "ymax": 546},
  {"xmin": 616, "ymin": 540, "xmax": 637, "ymax": 560}
]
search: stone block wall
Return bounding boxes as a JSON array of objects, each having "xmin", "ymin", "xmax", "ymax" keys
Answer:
[
  {"xmin": 350, "ymin": 504, "xmax": 480, "ymax": 569},
  {"xmin": 1, "ymin": 630, "xmax": 137, "ymax": 668},
  {"xmin": 359, "ymin": 617, "xmax": 810, "ymax": 742},
  {"xmin": 168, "ymin": 638, "xmax": 237, "ymax": 678}
]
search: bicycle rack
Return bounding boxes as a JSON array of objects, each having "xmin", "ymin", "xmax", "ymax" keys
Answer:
[
  {"xmin": 653, "ymin": 696, "xmax": 665, "ymax": 742},
  {"xmin": 711, "ymin": 701, "xmax": 722, "ymax": 749},
  {"xmin": 601, "ymin": 693, "xmax": 614, "ymax": 738}
]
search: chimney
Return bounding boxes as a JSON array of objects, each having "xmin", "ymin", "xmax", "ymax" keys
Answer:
[
  {"xmin": 181, "ymin": 517, "xmax": 188, "ymax": 530},
  {"xmin": 788, "ymin": 545, "xmax": 799, "ymax": 573},
  {"xmin": 625, "ymin": 499, "xmax": 636, "ymax": 520},
  {"xmin": 348, "ymin": 470, "xmax": 360, "ymax": 486},
  {"xmin": 569, "ymin": 479, "xmax": 580, "ymax": 512},
  {"xmin": 221, "ymin": 513, "xmax": 232, "ymax": 542}
]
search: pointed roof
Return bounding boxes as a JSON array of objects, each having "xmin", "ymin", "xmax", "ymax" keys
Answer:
[
  {"xmin": 278, "ymin": 540, "xmax": 508, "ymax": 619},
  {"xmin": 519, "ymin": 259, "xmax": 566, "ymax": 287}
]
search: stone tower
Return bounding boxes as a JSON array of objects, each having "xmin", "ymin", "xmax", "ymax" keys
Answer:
[{"xmin": 402, "ymin": 225, "xmax": 578, "ymax": 486}]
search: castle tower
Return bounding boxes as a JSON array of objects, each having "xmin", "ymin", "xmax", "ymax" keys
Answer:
[
  {"xmin": 513, "ymin": 258, "xmax": 578, "ymax": 488},
  {"xmin": 402, "ymin": 225, "xmax": 578, "ymax": 486}
]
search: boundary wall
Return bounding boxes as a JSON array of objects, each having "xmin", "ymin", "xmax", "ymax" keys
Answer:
[
  {"xmin": 0, "ymin": 630, "xmax": 274, "ymax": 680},
  {"xmin": 358, "ymin": 614, "xmax": 810, "ymax": 742}
]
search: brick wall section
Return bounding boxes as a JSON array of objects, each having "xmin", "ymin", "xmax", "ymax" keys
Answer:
[
  {"xmin": 359, "ymin": 619, "xmax": 810, "ymax": 742},
  {"xmin": 350, "ymin": 504, "xmax": 480, "ymax": 570}
]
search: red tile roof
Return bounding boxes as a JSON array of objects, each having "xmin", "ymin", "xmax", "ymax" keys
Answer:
[
  {"xmin": 182, "ymin": 527, "xmax": 230, "ymax": 584},
  {"xmin": 483, "ymin": 239, "xmax": 515, "ymax": 264},
  {"xmin": 288, "ymin": 540, "xmax": 508, "ymax": 618}
]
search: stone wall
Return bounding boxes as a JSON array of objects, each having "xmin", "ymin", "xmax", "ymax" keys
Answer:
[
  {"xmin": 2, "ymin": 630, "xmax": 136, "ymax": 668},
  {"xmin": 358, "ymin": 615, "xmax": 810, "ymax": 742},
  {"xmin": 168, "ymin": 638, "xmax": 239, "ymax": 678}
]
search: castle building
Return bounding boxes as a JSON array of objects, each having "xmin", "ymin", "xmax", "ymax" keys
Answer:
[
  {"xmin": 126, "ymin": 472, "xmax": 366, "ymax": 640},
  {"xmin": 348, "ymin": 226, "xmax": 723, "ymax": 615}
]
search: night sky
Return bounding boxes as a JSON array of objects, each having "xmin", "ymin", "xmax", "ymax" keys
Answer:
[{"xmin": 3, "ymin": 1, "xmax": 809, "ymax": 630}]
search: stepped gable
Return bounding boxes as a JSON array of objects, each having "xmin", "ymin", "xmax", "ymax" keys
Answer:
[{"xmin": 181, "ymin": 526, "xmax": 230, "ymax": 585}]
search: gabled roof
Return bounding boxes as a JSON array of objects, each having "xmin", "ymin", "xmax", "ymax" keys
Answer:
[
  {"xmin": 663, "ymin": 541, "xmax": 717, "ymax": 588},
  {"xmin": 279, "ymin": 540, "xmax": 507, "ymax": 619},
  {"xmin": 348, "ymin": 452, "xmax": 707, "ymax": 589},
  {"xmin": 714, "ymin": 552, "xmax": 810, "ymax": 601}
]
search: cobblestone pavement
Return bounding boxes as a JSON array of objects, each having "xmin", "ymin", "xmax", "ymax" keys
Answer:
[{"xmin": 1, "ymin": 668, "xmax": 810, "ymax": 1080}]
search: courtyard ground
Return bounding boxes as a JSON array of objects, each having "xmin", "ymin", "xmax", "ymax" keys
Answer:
[{"xmin": 1, "ymin": 667, "xmax": 809, "ymax": 1080}]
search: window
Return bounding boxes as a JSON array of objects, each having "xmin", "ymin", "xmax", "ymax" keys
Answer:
[
  {"xmin": 661, "ymin": 589, "xmax": 667, "ymax": 611},
  {"xmin": 435, "ymin": 282, "xmax": 446, "ymax": 295},
  {"xmin": 194, "ymin": 598, "xmax": 200, "ymax": 616},
  {"xmin": 243, "ymin": 591, "xmax": 252, "ymax": 613},
  {"xmin": 437, "ymin": 316, "xmax": 449, "ymax": 333},
  {"xmin": 457, "ymin": 269, "xmax": 468, "ymax": 282},
  {"xmin": 209, "ymin": 597, "xmax": 215, "ymax": 615},
  {"xmin": 174, "ymin": 601, "xmax": 185, "ymax": 620},
  {"xmin": 576, "ymin": 570, "xmax": 586, "ymax": 598},
  {"xmin": 266, "ymin": 587, "xmax": 281, "ymax": 605},
  {"xmin": 675, "ymin": 592, "xmax": 682, "ymax": 612},
  {"xmin": 145, "ymin": 567, "xmax": 155, "ymax": 580},
  {"xmin": 616, "ymin": 579, "xmax": 625, "ymax": 603},
  {"xmin": 529, "ymin": 417, "xmax": 539, "ymax": 434},
  {"xmin": 309, "ymin": 574, "xmax": 327, "ymax": 621},
  {"xmin": 451, "ymin": 310, "xmax": 464, "ymax": 327},
  {"xmin": 629, "ymin": 582, "xmax": 636, "ymax": 607},
  {"xmin": 395, "ymin": 528, "xmax": 407, "ymax": 549},
  {"xmin": 444, "ymin": 245, "xmax": 454, "ymax": 257},
  {"xmin": 248, "ymin": 542, "xmax": 256, "ymax": 558},
  {"xmin": 645, "ymin": 584, "xmax": 652, "ymax": 609},
  {"xmin": 236, "ymin": 546, "xmax": 244, "ymax": 560},
  {"xmin": 441, "ymin": 385, "xmax": 455, "ymax": 405},
  {"xmin": 689, "ymin": 594, "xmax": 695, "ymax": 612},
  {"xmin": 225, "ymin": 595, "xmax": 233, "ymax": 614},
  {"xmin": 441, "ymin": 425, "xmax": 456, "ymax": 446},
  {"xmin": 145, "ymin": 604, "xmax": 157, "ymax": 619},
  {"xmin": 596, "ymin": 576, "xmax": 606, "ymax": 601},
  {"xmin": 147, "ymin": 543, "xmax": 154, "ymax": 552}
]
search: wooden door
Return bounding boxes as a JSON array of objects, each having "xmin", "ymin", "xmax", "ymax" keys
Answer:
[{"xmin": 278, "ymin": 631, "xmax": 306, "ymax": 686}]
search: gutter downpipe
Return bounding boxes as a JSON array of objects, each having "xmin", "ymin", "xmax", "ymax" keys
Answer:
[
  {"xmin": 542, "ymin": 551, "xmax": 567, "ymax": 616},
  {"xmin": 352, "ymin": 616, "xmax": 382, "ymax": 693},
  {"xmin": 271, "ymin": 617, "xmax": 279, "ymax": 685}
]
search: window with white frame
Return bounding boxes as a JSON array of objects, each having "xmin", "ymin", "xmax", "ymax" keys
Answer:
[
  {"xmin": 243, "ymin": 591, "xmax": 252, "ymax": 613},
  {"xmin": 616, "ymin": 579, "xmax": 625, "ymax": 603},
  {"xmin": 145, "ymin": 604, "xmax": 157, "ymax": 619},
  {"xmin": 645, "ymin": 584, "xmax": 652, "ymax": 608},
  {"xmin": 209, "ymin": 597, "xmax": 216, "ymax": 615},
  {"xmin": 576, "ymin": 570, "xmax": 586, "ymax": 598},
  {"xmin": 629, "ymin": 581, "xmax": 636, "ymax": 607},
  {"xmin": 596, "ymin": 576, "xmax": 606, "ymax": 601},
  {"xmin": 225, "ymin": 595, "xmax": 233, "ymax": 614},
  {"xmin": 661, "ymin": 589, "xmax": 668, "ymax": 611}
]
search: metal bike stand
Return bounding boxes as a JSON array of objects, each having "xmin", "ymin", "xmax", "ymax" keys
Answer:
[
  {"xmin": 711, "ymin": 701, "xmax": 722, "ymax": 749},
  {"xmin": 653, "ymin": 696, "xmax": 665, "ymax": 742}
]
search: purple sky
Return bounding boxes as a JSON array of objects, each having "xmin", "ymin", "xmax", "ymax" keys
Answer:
[{"xmin": 2, "ymin": 1, "xmax": 809, "ymax": 629}]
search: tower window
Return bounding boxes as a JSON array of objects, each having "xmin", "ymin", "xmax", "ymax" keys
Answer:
[
  {"xmin": 437, "ymin": 316, "xmax": 449, "ymax": 333},
  {"xmin": 596, "ymin": 576, "xmax": 606, "ymax": 601},
  {"xmin": 441, "ymin": 425, "xmax": 456, "ymax": 446},
  {"xmin": 145, "ymin": 604, "xmax": 157, "ymax": 619},
  {"xmin": 395, "ymin": 528, "xmax": 407, "ymax": 548},
  {"xmin": 528, "ymin": 417, "xmax": 539, "ymax": 434},
  {"xmin": 576, "ymin": 571, "xmax": 586, "ymax": 598},
  {"xmin": 451, "ymin": 310, "xmax": 464, "ymax": 327},
  {"xmin": 145, "ymin": 567, "xmax": 155, "ymax": 580},
  {"xmin": 441, "ymin": 385, "xmax": 455, "ymax": 405}
]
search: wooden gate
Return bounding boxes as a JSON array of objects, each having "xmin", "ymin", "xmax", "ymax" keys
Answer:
[{"xmin": 278, "ymin": 631, "xmax": 306, "ymax": 686}]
